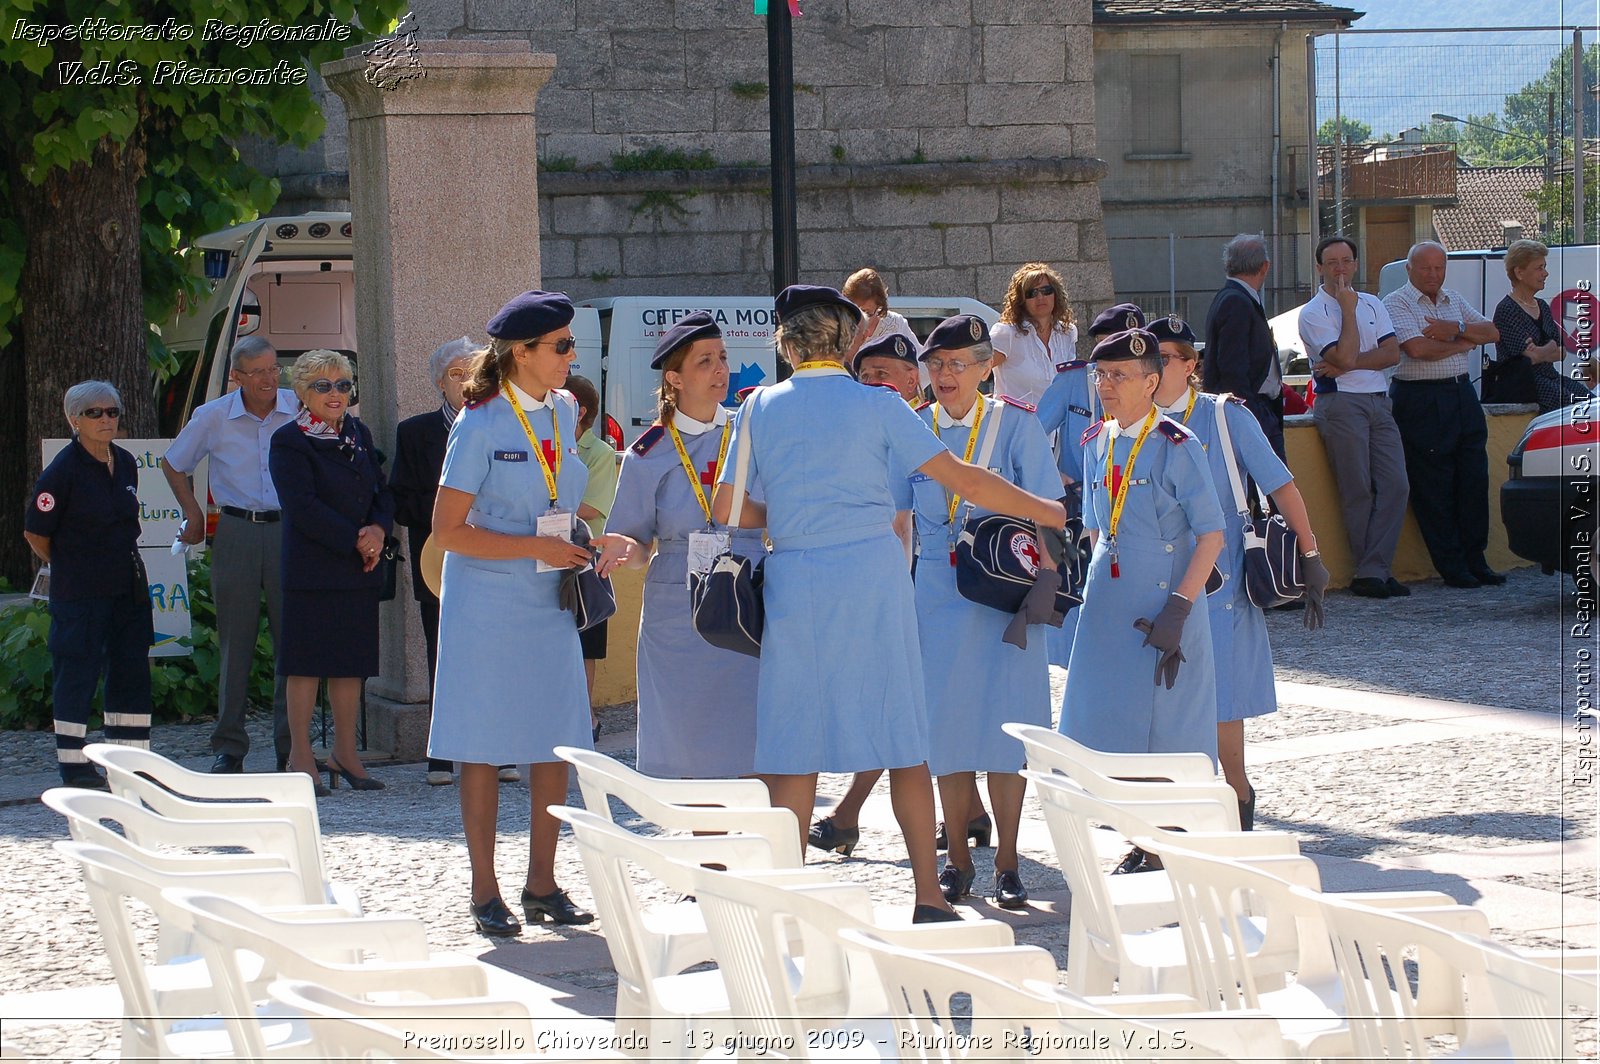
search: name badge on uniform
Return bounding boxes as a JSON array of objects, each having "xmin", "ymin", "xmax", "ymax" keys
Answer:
[
  {"xmin": 535, "ymin": 509, "xmax": 575, "ymax": 573},
  {"xmin": 494, "ymin": 450, "xmax": 528, "ymax": 462},
  {"xmin": 686, "ymin": 530, "xmax": 731, "ymax": 588},
  {"xmin": 908, "ymin": 473, "xmax": 932, "ymax": 484}
]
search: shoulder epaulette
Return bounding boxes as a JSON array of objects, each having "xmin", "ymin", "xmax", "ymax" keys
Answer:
[
  {"xmin": 631, "ymin": 423, "xmax": 666, "ymax": 456},
  {"xmin": 1055, "ymin": 359, "xmax": 1089, "ymax": 373},
  {"xmin": 909, "ymin": 398, "xmax": 929, "ymax": 411},
  {"xmin": 735, "ymin": 386, "xmax": 759, "ymax": 403},
  {"xmin": 865, "ymin": 381, "xmax": 900, "ymax": 393},
  {"xmin": 1157, "ymin": 419, "xmax": 1193, "ymax": 444},
  {"xmin": 1080, "ymin": 421, "xmax": 1103, "ymax": 447},
  {"xmin": 1000, "ymin": 394, "xmax": 1036, "ymax": 413}
]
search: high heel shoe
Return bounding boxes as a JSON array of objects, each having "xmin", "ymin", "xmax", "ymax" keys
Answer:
[
  {"xmin": 326, "ymin": 757, "xmax": 386, "ymax": 791},
  {"xmin": 935, "ymin": 812, "xmax": 992, "ymax": 850},
  {"xmin": 520, "ymin": 887, "xmax": 594, "ymax": 925},
  {"xmin": 807, "ymin": 816, "xmax": 860, "ymax": 857},
  {"xmin": 1239, "ymin": 785, "xmax": 1257, "ymax": 832}
]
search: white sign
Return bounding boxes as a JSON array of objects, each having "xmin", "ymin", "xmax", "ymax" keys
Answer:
[{"xmin": 41, "ymin": 439, "xmax": 192, "ymax": 656}]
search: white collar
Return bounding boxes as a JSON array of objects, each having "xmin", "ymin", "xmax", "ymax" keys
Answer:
[
  {"xmin": 672, "ymin": 406, "xmax": 730, "ymax": 433},
  {"xmin": 791, "ymin": 364, "xmax": 850, "ymax": 378},
  {"xmin": 508, "ymin": 380, "xmax": 554, "ymax": 411},
  {"xmin": 227, "ymin": 387, "xmax": 297, "ymax": 421},
  {"xmin": 935, "ymin": 398, "xmax": 982, "ymax": 429},
  {"xmin": 1158, "ymin": 389, "xmax": 1194, "ymax": 417},
  {"xmin": 1106, "ymin": 406, "xmax": 1157, "ymax": 439}
]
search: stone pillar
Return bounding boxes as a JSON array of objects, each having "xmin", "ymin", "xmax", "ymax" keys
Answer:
[{"xmin": 324, "ymin": 40, "xmax": 555, "ymax": 756}]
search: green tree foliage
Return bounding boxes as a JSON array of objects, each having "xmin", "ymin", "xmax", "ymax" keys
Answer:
[
  {"xmin": 1317, "ymin": 115, "xmax": 1375, "ymax": 144},
  {"xmin": 0, "ymin": 0, "xmax": 406, "ymax": 357},
  {"xmin": 1528, "ymin": 162, "xmax": 1600, "ymax": 246}
]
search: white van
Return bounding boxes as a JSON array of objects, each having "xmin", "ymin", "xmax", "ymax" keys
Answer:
[{"xmin": 583, "ymin": 295, "xmax": 1000, "ymax": 447}]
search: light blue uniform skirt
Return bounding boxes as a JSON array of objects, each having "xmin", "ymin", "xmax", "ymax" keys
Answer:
[{"xmin": 1210, "ymin": 516, "xmax": 1278, "ymax": 722}]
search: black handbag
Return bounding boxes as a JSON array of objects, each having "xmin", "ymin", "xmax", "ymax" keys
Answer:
[
  {"xmin": 689, "ymin": 401, "xmax": 766, "ymax": 657},
  {"xmin": 378, "ymin": 536, "xmax": 402, "ymax": 602},
  {"xmin": 954, "ymin": 513, "xmax": 1083, "ymax": 618},
  {"xmin": 1213, "ymin": 396, "xmax": 1304, "ymax": 609},
  {"xmin": 559, "ymin": 521, "xmax": 617, "ymax": 632}
]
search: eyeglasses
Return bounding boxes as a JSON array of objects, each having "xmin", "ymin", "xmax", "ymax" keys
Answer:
[
  {"xmin": 1025, "ymin": 284, "xmax": 1056, "ymax": 299},
  {"xmin": 925, "ymin": 356, "xmax": 988, "ymax": 374},
  {"xmin": 309, "ymin": 379, "xmax": 355, "ymax": 394},
  {"xmin": 1164, "ymin": 352, "xmax": 1199, "ymax": 365},
  {"xmin": 234, "ymin": 365, "xmax": 280, "ymax": 380},
  {"xmin": 1089, "ymin": 367, "xmax": 1148, "ymax": 386},
  {"xmin": 79, "ymin": 407, "xmax": 121, "ymax": 419},
  {"xmin": 445, "ymin": 367, "xmax": 471, "ymax": 382},
  {"xmin": 526, "ymin": 337, "xmax": 578, "ymax": 355}
]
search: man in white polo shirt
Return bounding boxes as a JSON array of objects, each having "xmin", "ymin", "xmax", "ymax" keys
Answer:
[
  {"xmin": 1298, "ymin": 235, "xmax": 1409, "ymax": 599},
  {"xmin": 1383, "ymin": 241, "xmax": 1504, "ymax": 589}
]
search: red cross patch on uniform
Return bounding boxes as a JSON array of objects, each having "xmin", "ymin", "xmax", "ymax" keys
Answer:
[{"xmin": 35, "ymin": 492, "xmax": 54, "ymax": 512}]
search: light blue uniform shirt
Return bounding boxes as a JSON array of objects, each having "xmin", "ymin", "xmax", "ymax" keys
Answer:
[{"xmin": 164, "ymin": 388, "xmax": 298, "ymax": 510}]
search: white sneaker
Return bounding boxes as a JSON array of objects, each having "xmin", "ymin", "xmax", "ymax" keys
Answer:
[
  {"xmin": 426, "ymin": 769, "xmax": 453, "ymax": 786},
  {"xmin": 497, "ymin": 765, "xmax": 522, "ymax": 783}
]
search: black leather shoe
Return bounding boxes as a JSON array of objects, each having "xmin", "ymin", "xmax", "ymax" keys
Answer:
[
  {"xmin": 210, "ymin": 753, "xmax": 244, "ymax": 774},
  {"xmin": 1384, "ymin": 578, "xmax": 1412, "ymax": 597},
  {"xmin": 808, "ymin": 817, "xmax": 860, "ymax": 857},
  {"xmin": 912, "ymin": 904, "xmax": 962, "ymax": 924},
  {"xmin": 994, "ymin": 869, "xmax": 1029, "ymax": 910},
  {"xmin": 470, "ymin": 897, "xmax": 521, "ymax": 937},
  {"xmin": 1349, "ymin": 577, "xmax": 1390, "ymax": 599},
  {"xmin": 935, "ymin": 812, "xmax": 992, "ymax": 850},
  {"xmin": 520, "ymin": 887, "xmax": 594, "ymax": 926},
  {"xmin": 1111, "ymin": 847, "xmax": 1148, "ymax": 875},
  {"xmin": 938, "ymin": 862, "xmax": 976, "ymax": 902},
  {"xmin": 1469, "ymin": 566, "xmax": 1506, "ymax": 586},
  {"xmin": 1239, "ymin": 785, "xmax": 1257, "ymax": 832},
  {"xmin": 1441, "ymin": 572, "xmax": 1482, "ymax": 589}
]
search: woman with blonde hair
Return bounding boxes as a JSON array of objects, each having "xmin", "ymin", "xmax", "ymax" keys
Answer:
[
  {"xmin": 990, "ymin": 263, "xmax": 1079, "ymax": 407},
  {"xmin": 1486, "ymin": 239, "xmax": 1587, "ymax": 411},
  {"xmin": 268, "ymin": 350, "xmax": 393, "ymax": 797}
]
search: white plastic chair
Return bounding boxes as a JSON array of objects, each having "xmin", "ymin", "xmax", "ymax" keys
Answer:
[
  {"xmin": 1305, "ymin": 885, "xmax": 1517, "ymax": 1061},
  {"xmin": 1026, "ymin": 770, "xmax": 1298, "ymax": 995},
  {"xmin": 689, "ymin": 866, "xmax": 1018, "ymax": 1060},
  {"xmin": 555, "ymin": 745, "xmax": 803, "ymax": 867},
  {"xmin": 84, "ymin": 743, "xmax": 355, "ymax": 911},
  {"xmin": 1004, "ymin": 723, "xmax": 1222, "ymax": 787},
  {"xmin": 551, "ymin": 805, "xmax": 827, "ymax": 1060},
  {"xmin": 55, "ymin": 840, "xmax": 340, "ymax": 1061},
  {"xmin": 1471, "ymin": 935, "xmax": 1599, "ymax": 1063}
]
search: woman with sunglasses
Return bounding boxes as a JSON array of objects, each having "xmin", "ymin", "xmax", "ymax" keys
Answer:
[
  {"xmin": 1147, "ymin": 316, "xmax": 1327, "ymax": 833},
  {"xmin": 269, "ymin": 350, "xmax": 394, "ymax": 797},
  {"xmin": 990, "ymin": 263, "xmax": 1080, "ymax": 408},
  {"xmin": 428, "ymin": 290, "xmax": 633, "ymax": 937},
  {"xmin": 24, "ymin": 381, "xmax": 153, "ymax": 789},
  {"xmin": 712, "ymin": 285, "xmax": 1066, "ymax": 923}
]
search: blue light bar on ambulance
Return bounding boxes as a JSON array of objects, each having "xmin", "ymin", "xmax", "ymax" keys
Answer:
[{"xmin": 203, "ymin": 249, "xmax": 231, "ymax": 280}]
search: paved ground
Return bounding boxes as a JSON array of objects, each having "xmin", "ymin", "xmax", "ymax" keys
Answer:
[{"xmin": 0, "ymin": 566, "xmax": 1594, "ymax": 1061}]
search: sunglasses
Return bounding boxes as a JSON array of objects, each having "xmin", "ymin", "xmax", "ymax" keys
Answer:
[
  {"xmin": 79, "ymin": 407, "xmax": 121, "ymax": 419},
  {"xmin": 1025, "ymin": 284, "xmax": 1056, "ymax": 299},
  {"xmin": 527, "ymin": 337, "xmax": 578, "ymax": 355},
  {"xmin": 309, "ymin": 379, "xmax": 355, "ymax": 394}
]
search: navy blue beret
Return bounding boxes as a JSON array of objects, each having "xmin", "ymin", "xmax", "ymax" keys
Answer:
[
  {"xmin": 1091, "ymin": 328, "xmax": 1160, "ymax": 363},
  {"xmin": 1146, "ymin": 313, "xmax": 1196, "ymax": 345},
  {"xmin": 1088, "ymin": 303, "xmax": 1145, "ymax": 338},
  {"xmin": 918, "ymin": 314, "xmax": 990, "ymax": 360},
  {"xmin": 774, "ymin": 284, "xmax": 862, "ymax": 325},
  {"xmin": 856, "ymin": 333, "xmax": 918, "ymax": 365},
  {"xmin": 651, "ymin": 311, "xmax": 722, "ymax": 369},
  {"xmin": 485, "ymin": 290, "xmax": 575, "ymax": 341}
]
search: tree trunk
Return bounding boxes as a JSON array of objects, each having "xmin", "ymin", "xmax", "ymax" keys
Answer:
[
  {"xmin": 16, "ymin": 134, "xmax": 150, "ymax": 479},
  {"xmin": 0, "ymin": 336, "xmax": 31, "ymax": 589}
]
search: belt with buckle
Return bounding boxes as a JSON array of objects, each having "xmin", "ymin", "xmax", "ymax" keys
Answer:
[{"xmin": 220, "ymin": 506, "xmax": 281, "ymax": 523}]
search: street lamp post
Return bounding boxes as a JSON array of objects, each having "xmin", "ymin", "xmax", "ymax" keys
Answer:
[{"xmin": 1432, "ymin": 111, "xmax": 1556, "ymax": 237}]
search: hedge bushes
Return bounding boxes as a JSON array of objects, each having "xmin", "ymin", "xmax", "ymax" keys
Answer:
[{"xmin": 0, "ymin": 553, "xmax": 275, "ymax": 730}]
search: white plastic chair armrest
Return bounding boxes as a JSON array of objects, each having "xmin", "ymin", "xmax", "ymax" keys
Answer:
[
  {"xmin": 327, "ymin": 878, "xmax": 363, "ymax": 914},
  {"xmin": 917, "ymin": 944, "xmax": 1055, "ymax": 984},
  {"xmin": 256, "ymin": 911, "xmax": 435, "ymax": 963},
  {"xmin": 1332, "ymin": 890, "xmax": 1463, "ymax": 910},
  {"xmin": 1522, "ymin": 948, "xmax": 1600, "ymax": 973},
  {"xmin": 1005, "ymin": 724, "xmax": 1217, "ymax": 782},
  {"xmin": 1371, "ymin": 903, "xmax": 1492, "ymax": 936},
  {"xmin": 87, "ymin": 743, "xmax": 320, "ymax": 805},
  {"xmin": 727, "ymin": 867, "xmax": 843, "ymax": 888},
  {"xmin": 260, "ymin": 903, "xmax": 370, "ymax": 921},
  {"xmin": 873, "ymin": 921, "xmax": 1018, "ymax": 951},
  {"xmin": 329, "ymin": 961, "xmax": 495, "ymax": 999}
]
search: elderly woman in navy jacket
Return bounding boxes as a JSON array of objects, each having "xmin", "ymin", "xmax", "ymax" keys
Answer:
[{"xmin": 269, "ymin": 349, "xmax": 394, "ymax": 797}]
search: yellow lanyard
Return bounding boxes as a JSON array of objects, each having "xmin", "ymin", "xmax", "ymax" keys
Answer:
[
  {"xmin": 796, "ymin": 360, "xmax": 845, "ymax": 371},
  {"xmin": 1179, "ymin": 388, "xmax": 1197, "ymax": 424},
  {"xmin": 503, "ymin": 384, "xmax": 561, "ymax": 506},
  {"xmin": 931, "ymin": 400, "xmax": 986, "ymax": 525},
  {"xmin": 1104, "ymin": 408, "xmax": 1158, "ymax": 546},
  {"xmin": 668, "ymin": 420, "xmax": 732, "ymax": 526}
]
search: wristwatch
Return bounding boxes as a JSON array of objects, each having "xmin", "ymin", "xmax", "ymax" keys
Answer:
[{"xmin": 1456, "ymin": 319, "xmax": 1465, "ymax": 339}]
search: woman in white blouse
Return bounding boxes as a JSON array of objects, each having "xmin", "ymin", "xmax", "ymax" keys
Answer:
[
  {"xmin": 990, "ymin": 263, "xmax": 1080, "ymax": 407},
  {"xmin": 843, "ymin": 267, "xmax": 920, "ymax": 364}
]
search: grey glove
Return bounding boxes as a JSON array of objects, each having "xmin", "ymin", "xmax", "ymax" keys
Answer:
[
  {"xmin": 1301, "ymin": 553, "xmax": 1329, "ymax": 631},
  {"xmin": 1038, "ymin": 524, "xmax": 1077, "ymax": 572},
  {"xmin": 1132, "ymin": 593, "xmax": 1192, "ymax": 689},
  {"xmin": 1003, "ymin": 568, "xmax": 1063, "ymax": 650}
]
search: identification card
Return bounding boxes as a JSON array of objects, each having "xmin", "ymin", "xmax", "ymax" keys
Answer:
[
  {"xmin": 686, "ymin": 530, "xmax": 731, "ymax": 588},
  {"xmin": 536, "ymin": 509, "xmax": 576, "ymax": 573}
]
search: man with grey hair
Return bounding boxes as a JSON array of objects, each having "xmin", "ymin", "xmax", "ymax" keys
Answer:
[
  {"xmin": 1383, "ymin": 241, "xmax": 1503, "ymax": 588},
  {"xmin": 163, "ymin": 336, "xmax": 298, "ymax": 772},
  {"xmin": 1203, "ymin": 233, "xmax": 1284, "ymax": 458}
]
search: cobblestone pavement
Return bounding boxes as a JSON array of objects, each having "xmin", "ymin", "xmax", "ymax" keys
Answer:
[{"xmin": 1, "ymin": 567, "xmax": 1594, "ymax": 1061}]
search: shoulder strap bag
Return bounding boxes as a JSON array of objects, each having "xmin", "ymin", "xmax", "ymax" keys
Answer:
[
  {"xmin": 1213, "ymin": 397, "xmax": 1303, "ymax": 609},
  {"xmin": 689, "ymin": 402, "xmax": 766, "ymax": 657}
]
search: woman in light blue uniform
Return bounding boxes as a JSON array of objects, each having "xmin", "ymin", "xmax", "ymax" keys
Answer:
[
  {"xmin": 893, "ymin": 315, "xmax": 1060, "ymax": 911},
  {"xmin": 1062, "ymin": 328, "xmax": 1225, "ymax": 773},
  {"xmin": 712, "ymin": 286, "xmax": 1067, "ymax": 923},
  {"xmin": 1147, "ymin": 315, "xmax": 1328, "ymax": 830},
  {"xmin": 430, "ymin": 290, "xmax": 634, "ymax": 937},
  {"xmin": 1033, "ymin": 303, "xmax": 1145, "ymax": 668},
  {"xmin": 606, "ymin": 312, "xmax": 762, "ymax": 778}
]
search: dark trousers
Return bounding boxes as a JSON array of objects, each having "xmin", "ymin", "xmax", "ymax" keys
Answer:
[
  {"xmin": 50, "ymin": 592, "xmax": 153, "ymax": 777},
  {"xmin": 209, "ymin": 515, "xmax": 289, "ymax": 762},
  {"xmin": 1242, "ymin": 392, "xmax": 1286, "ymax": 461},
  {"xmin": 1389, "ymin": 378, "xmax": 1491, "ymax": 579}
]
